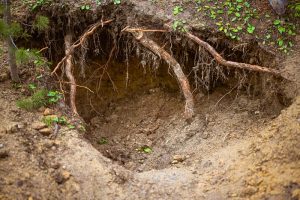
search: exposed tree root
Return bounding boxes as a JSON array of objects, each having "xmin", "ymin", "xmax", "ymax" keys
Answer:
[
  {"xmin": 184, "ymin": 31, "xmax": 282, "ymax": 77},
  {"xmin": 64, "ymin": 34, "xmax": 78, "ymax": 115},
  {"xmin": 51, "ymin": 19, "xmax": 113, "ymax": 75},
  {"xmin": 125, "ymin": 29, "xmax": 195, "ymax": 119}
]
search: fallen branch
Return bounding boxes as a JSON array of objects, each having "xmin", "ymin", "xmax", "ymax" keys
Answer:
[
  {"xmin": 64, "ymin": 34, "xmax": 78, "ymax": 115},
  {"xmin": 126, "ymin": 29, "xmax": 194, "ymax": 119},
  {"xmin": 51, "ymin": 19, "xmax": 113, "ymax": 75}
]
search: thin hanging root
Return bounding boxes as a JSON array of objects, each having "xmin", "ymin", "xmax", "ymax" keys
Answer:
[
  {"xmin": 64, "ymin": 34, "xmax": 78, "ymax": 115},
  {"xmin": 126, "ymin": 30, "xmax": 194, "ymax": 119},
  {"xmin": 184, "ymin": 32, "xmax": 282, "ymax": 77},
  {"xmin": 51, "ymin": 19, "xmax": 113, "ymax": 75}
]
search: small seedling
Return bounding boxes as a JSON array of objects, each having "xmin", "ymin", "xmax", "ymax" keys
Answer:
[
  {"xmin": 173, "ymin": 6, "xmax": 183, "ymax": 15},
  {"xmin": 97, "ymin": 137, "xmax": 108, "ymax": 145},
  {"xmin": 80, "ymin": 5, "xmax": 91, "ymax": 10},
  {"xmin": 138, "ymin": 146, "xmax": 152, "ymax": 153}
]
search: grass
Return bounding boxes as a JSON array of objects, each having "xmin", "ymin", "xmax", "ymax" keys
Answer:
[{"xmin": 16, "ymin": 89, "xmax": 47, "ymax": 111}]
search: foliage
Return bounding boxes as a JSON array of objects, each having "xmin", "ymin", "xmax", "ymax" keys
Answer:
[
  {"xmin": 47, "ymin": 90, "xmax": 62, "ymax": 104},
  {"xmin": 43, "ymin": 115, "xmax": 67, "ymax": 126},
  {"xmin": 172, "ymin": 19, "xmax": 187, "ymax": 32},
  {"xmin": 97, "ymin": 137, "xmax": 108, "ymax": 145},
  {"xmin": 17, "ymin": 86, "xmax": 62, "ymax": 111},
  {"xmin": 16, "ymin": 89, "xmax": 48, "ymax": 110},
  {"xmin": 113, "ymin": 0, "xmax": 121, "ymax": 5},
  {"xmin": 22, "ymin": 0, "xmax": 52, "ymax": 11},
  {"xmin": 138, "ymin": 146, "xmax": 153, "ymax": 153},
  {"xmin": 173, "ymin": 6, "xmax": 183, "ymax": 15},
  {"xmin": 15, "ymin": 48, "xmax": 50, "ymax": 67},
  {"xmin": 33, "ymin": 15, "xmax": 49, "ymax": 31},
  {"xmin": 80, "ymin": 5, "xmax": 91, "ymax": 10}
]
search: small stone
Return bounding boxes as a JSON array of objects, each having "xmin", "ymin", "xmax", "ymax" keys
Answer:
[
  {"xmin": 6, "ymin": 123, "xmax": 19, "ymax": 134},
  {"xmin": 43, "ymin": 108, "xmax": 54, "ymax": 116},
  {"xmin": 0, "ymin": 150, "xmax": 9, "ymax": 159},
  {"xmin": 173, "ymin": 155, "xmax": 186, "ymax": 162},
  {"xmin": 32, "ymin": 122, "xmax": 47, "ymax": 130},
  {"xmin": 292, "ymin": 189, "xmax": 300, "ymax": 199},
  {"xmin": 240, "ymin": 186, "xmax": 258, "ymax": 197},
  {"xmin": 50, "ymin": 162, "xmax": 60, "ymax": 169},
  {"xmin": 28, "ymin": 197, "xmax": 33, "ymax": 200},
  {"xmin": 17, "ymin": 123, "xmax": 25, "ymax": 129},
  {"xmin": 54, "ymin": 170, "xmax": 71, "ymax": 184},
  {"xmin": 39, "ymin": 128, "xmax": 52, "ymax": 136},
  {"xmin": 201, "ymin": 131, "xmax": 210, "ymax": 139},
  {"xmin": 0, "ymin": 73, "xmax": 8, "ymax": 82},
  {"xmin": 0, "ymin": 144, "xmax": 3, "ymax": 148}
]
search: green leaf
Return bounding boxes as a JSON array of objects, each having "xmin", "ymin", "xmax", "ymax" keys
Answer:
[
  {"xmin": 273, "ymin": 19, "xmax": 281, "ymax": 26},
  {"xmin": 247, "ymin": 24, "xmax": 255, "ymax": 34}
]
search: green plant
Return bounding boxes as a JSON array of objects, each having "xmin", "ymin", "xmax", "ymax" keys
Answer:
[
  {"xmin": 172, "ymin": 19, "xmax": 187, "ymax": 32},
  {"xmin": 43, "ymin": 115, "xmax": 67, "ymax": 127},
  {"xmin": 247, "ymin": 23, "xmax": 255, "ymax": 34},
  {"xmin": 16, "ymin": 89, "xmax": 47, "ymax": 110},
  {"xmin": 22, "ymin": 0, "xmax": 52, "ymax": 11},
  {"xmin": 80, "ymin": 5, "xmax": 91, "ymax": 10},
  {"xmin": 138, "ymin": 146, "xmax": 152, "ymax": 153},
  {"xmin": 113, "ymin": 0, "xmax": 120, "ymax": 5},
  {"xmin": 47, "ymin": 90, "xmax": 62, "ymax": 104},
  {"xmin": 15, "ymin": 48, "xmax": 50, "ymax": 67},
  {"xmin": 33, "ymin": 15, "xmax": 49, "ymax": 31},
  {"xmin": 173, "ymin": 6, "xmax": 183, "ymax": 15},
  {"xmin": 97, "ymin": 137, "xmax": 108, "ymax": 145}
]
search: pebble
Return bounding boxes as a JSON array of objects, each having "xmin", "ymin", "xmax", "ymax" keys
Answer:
[
  {"xmin": 43, "ymin": 108, "xmax": 55, "ymax": 116},
  {"xmin": 240, "ymin": 186, "xmax": 258, "ymax": 197},
  {"xmin": 0, "ymin": 144, "xmax": 3, "ymax": 148},
  {"xmin": 6, "ymin": 123, "xmax": 19, "ymax": 134},
  {"xmin": 0, "ymin": 150, "xmax": 9, "ymax": 159},
  {"xmin": 32, "ymin": 122, "xmax": 47, "ymax": 130},
  {"xmin": 54, "ymin": 170, "xmax": 71, "ymax": 184},
  {"xmin": 172, "ymin": 155, "xmax": 186, "ymax": 162},
  {"xmin": 39, "ymin": 128, "xmax": 53, "ymax": 136}
]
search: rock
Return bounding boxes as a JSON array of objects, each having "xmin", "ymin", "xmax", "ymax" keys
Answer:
[
  {"xmin": 17, "ymin": 123, "xmax": 26, "ymax": 129},
  {"xmin": 0, "ymin": 144, "xmax": 3, "ymax": 148},
  {"xmin": 32, "ymin": 122, "xmax": 47, "ymax": 130},
  {"xmin": 0, "ymin": 150, "xmax": 9, "ymax": 159},
  {"xmin": 201, "ymin": 131, "xmax": 210, "ymax": 139},
  {"xmin": 43, "ymin": 108, "xmax": 55, "ymax": 116},
  {"xmin": 6, "ymin": 123, "xmax": 19, "ymax": 134},
  {"xmin": 0, "ymin": 73, "xmax": 9, "ymax": 82},
  {"xmin": 172, "ymin": 155, "xmax": 186, "ymax": 162},
  {"xmin": 39, "ymin": 128, "xmax": 52, "ymax": 136},
  {"xmin": 54, "ymin": 170, "xmax": 71, "ymax": 184},
  {"xmin": 292, "ymin": 189, "xmax": 300, "ymax": 199},
  {"xmin": 240, "ymin": 186, "xmax": 258, "ymax": 197}
]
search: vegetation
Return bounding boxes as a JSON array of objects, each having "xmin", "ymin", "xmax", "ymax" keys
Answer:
[
  {"xmin": 16, "ymin": 89, "xmax": 48, "ymax": 110},
  {"xmin": 16, "ymin": 87, "xmax": 62, "ymax": 111},
  {"xmin": 170, "ymin": 0, "xmax": 299, "ymax": 53}
]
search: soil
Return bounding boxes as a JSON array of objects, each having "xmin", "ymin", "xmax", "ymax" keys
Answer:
[{"xmin": 0, "ymin": 0, "xmax": 300, "ymax": 199}]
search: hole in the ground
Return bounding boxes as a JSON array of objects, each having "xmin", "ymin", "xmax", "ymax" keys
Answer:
[
  {"xmin": 59, "ymin": 28, "xmax": 288, "ymax": 172},
  {"xmin": 20, "ymin": 20, "xmax": 288, "ymax": 172}
]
